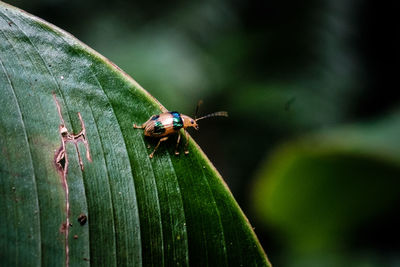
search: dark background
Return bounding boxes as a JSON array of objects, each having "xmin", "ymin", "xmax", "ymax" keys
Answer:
[{"xmin": 7, "ymin": 0, "xmax": 400, "ymax": 265}]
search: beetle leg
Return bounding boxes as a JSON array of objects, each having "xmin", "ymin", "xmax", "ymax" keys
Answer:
[
  {"xmin": 184, "ymin": 130, "xmax": 189, "ymax": 155},
  {"xmin": 133, "ymin": 123, "xmax": 145, "ymax": 129},
  {"xmin": 175, "ymin": 133, "xmax": 181, "ymax": 155},
  {"xmin": 149, "ymin": 136, "xmax": 168, "ymax": 158},
  {"xmin": 134, "ymin": 118, "xmax": 153, "ymax": 129}
]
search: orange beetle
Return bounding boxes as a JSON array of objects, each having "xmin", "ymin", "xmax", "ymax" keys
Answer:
[{"xmin": 133, "ymin": 109, "xmax": 228, "ymax": 158}]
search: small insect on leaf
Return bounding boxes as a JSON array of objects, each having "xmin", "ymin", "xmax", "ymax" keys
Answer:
[{"xmin": 133, "ymin": 103, "xmax": 228, "ymax": 158}]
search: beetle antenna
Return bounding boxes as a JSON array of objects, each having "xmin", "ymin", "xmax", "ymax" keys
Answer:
[
  {"xmin": 195, "ymin": 100, "xmax": 203, "ymax": 120},
  {"xmin": 195, "ymin": 111, "xmax": 228, "ymax": 121}
]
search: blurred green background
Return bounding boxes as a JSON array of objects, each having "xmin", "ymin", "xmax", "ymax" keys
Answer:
[{"xmin": 7, "ymin": 0, "xmax": 400, "ymax": 265}]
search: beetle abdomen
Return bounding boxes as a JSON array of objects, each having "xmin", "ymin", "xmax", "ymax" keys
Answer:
[
  {"xmin": 153, "ymin": 120, "xmax": 166, "ymax": 134},
  {"xmin": 144, "ymin": 112, "xmax": 183, "ymax": 137}
]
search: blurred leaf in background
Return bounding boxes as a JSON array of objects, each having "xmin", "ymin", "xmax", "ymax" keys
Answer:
[
  {"xmin": 252, "ymin": 111, "xmax": 400, "ymax": 265},
  {"xmin": 6, "ymin": 0, "xmax": 400, "ymax": 265}
]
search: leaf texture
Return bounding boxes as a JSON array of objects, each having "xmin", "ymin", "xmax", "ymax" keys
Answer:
[{"xmin": 0, "ymin": 2, "xmax": 269, "ymax": 266}]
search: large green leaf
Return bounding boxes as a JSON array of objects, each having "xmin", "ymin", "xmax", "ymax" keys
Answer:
[{"xmin": 0, "ymin": 2, "xmax": 269, "ymax": 266}]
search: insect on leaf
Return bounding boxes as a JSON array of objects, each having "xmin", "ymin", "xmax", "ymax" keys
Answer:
[{"xmin": 0, "ymin": 2, "xmax": 270, "ymax": 266}]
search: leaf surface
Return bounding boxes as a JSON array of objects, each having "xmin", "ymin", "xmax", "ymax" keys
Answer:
[{"xmin": 0, "ymin": 2, "xmax": 269, "ymax": 266}]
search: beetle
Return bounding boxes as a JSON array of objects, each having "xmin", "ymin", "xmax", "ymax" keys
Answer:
[{"xmin": 133, "ymin": 106, "xmax": 228, "ymax": 158}]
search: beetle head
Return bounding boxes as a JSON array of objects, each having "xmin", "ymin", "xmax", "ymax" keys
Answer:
[{"xmin": 182, "ymin": 115, "xmax": 199, "ymax": 130}]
